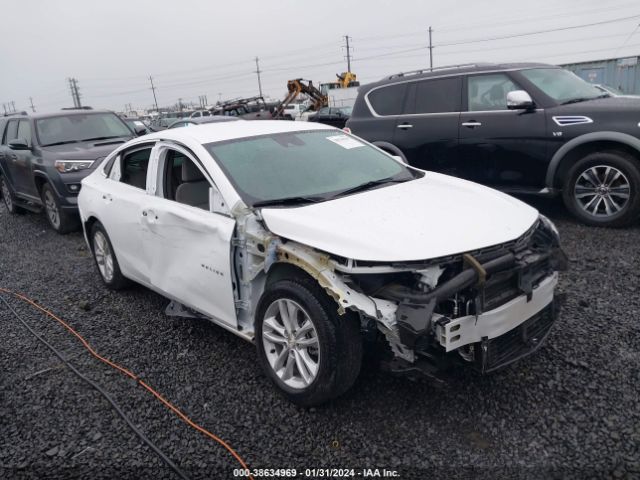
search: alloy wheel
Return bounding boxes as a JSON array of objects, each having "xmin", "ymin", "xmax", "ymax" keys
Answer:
[
  {"xmin": 574, "ymin": 164, "xmax": 631, "ymax": 217},
  {"xmin": 93, "ymin": 230, "xmax": 115, "ymax": 282},
  {"xmin": 262, "ymin": 298, "xmax": 320, "ymax": 389},
  {"xmin": 44, "ymin": 189, "xmax": 61, "ymax": 229}
]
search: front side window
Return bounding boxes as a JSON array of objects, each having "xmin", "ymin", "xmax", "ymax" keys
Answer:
[
  {"xmin": 520, "ymin": 68, "xmax": 604, "ymax": 104},
  {"xmin": 36, "ymin": 113, "xmax": 132, "ymax": 146},
  {"xmin": 17, "ymin": 120, "xmax": 32, "ymax": 146},
  {"xmin": 467, "ymin": 74, "xmax": 520, "ymax": 111},
  {"xmin": 368, "ymin": 83, "xmax": 407, "ymax": 116},
  {"xmin": 414, "ymin": 77, "xmax": 461, "ymax": 114},
  {"xmin": 120, "ymin": 148, "xmax": 151, "ymax": 189},
  {"xmin": 205, "ymin": 130, "xmax": 416, "ymax": 206},
  {"xmin": 162, "ymin": 150, "xmax": 210, "ymax": 210}
]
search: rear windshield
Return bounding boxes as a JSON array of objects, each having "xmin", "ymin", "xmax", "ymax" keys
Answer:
[
  {"xmin": 36, "ymin": 113, "xmax": 132, "ymax": 146},
  {"xmin": 205, "ymin": 130, "xmax": 414, "ymax": 205}
]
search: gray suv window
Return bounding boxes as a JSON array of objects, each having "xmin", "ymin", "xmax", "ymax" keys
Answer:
[
  {"xmin": 468, "ymin": 74, "xmax": 519, "ymax": 111},
  {"xmin": 17, "ymin": 120, "xmax": 32, "ymax": 146},
  {"xmin": 368, "ymin": 83, "xmax": 407, "ymax": 116},
  {"xmin": 4, "ymin": 120, "xmax": 19, "ymax": 144}
]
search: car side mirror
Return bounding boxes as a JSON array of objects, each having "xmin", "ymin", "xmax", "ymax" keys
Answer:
[
  {"xmin": 209, "ymin": 185, "xmax": 230, "ymax": 215},
  {"xmin": 507, "ymin": 90, "xmax": 535, "ymax": 110},
  {"xmin": 134, "ymin": 125, "xmax": 147, "ymax": 136},
  {"xmin": 8, "ymin": 138, "xmax": 29, "ymax": 150}
]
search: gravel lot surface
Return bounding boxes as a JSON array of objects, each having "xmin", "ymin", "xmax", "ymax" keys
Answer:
[{"xmin": 1, "ymin": 198, "xmax": 639, "ymax": 480}]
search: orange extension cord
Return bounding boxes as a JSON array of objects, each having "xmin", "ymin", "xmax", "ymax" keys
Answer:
[{"xmin": 0, "ymin": 287, "xmax": 254, "ymax": 479}]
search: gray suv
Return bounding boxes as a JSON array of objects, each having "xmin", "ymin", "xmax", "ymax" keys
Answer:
[{"xmin": 0, "ymin": 108, "xmax": 138, "ymax": 233}]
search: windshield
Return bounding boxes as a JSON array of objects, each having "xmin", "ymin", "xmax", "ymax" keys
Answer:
[
  {"xmin": 36, "ymin": 113, "xmax": 132, "ymax": 146},
  {"xmin": 520, "ymin": 68, "xmax": 605, "ymax": 104},
  {"xmin": 205, "ymin": 130, "xmax": 416, "ymax": 206}
]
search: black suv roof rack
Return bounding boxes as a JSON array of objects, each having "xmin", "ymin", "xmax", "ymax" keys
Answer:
[
  {"xmin": 61, "ymin": 106, "xmax": 93, "ymax": 110},
  {"xmin": 386, "ymin": 63, "xmax": 494, "ymax": 80},
  {"xmin": 3, "ymin": 111, "xmax": 28, "ymax": 117}
]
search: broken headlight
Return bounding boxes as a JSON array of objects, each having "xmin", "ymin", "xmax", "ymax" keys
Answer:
[{"xmin": 54, "ymin": 160, "xmax": 94, "ymax": 173}]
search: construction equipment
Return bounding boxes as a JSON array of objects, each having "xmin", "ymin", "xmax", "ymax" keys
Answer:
[
  {"xmin": 273, "ymin": 79, "xmax": 327, "ymax": 119},
  {"xmin": 320, "ymin": 72, "xmax": 360, "ymax": 93}
]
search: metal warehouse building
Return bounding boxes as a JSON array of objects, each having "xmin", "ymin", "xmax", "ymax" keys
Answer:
[{"xmin": 561, "ymin": 56, "xmax": 640, "ymax": 95}]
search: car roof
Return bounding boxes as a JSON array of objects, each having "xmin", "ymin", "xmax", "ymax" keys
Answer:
[
  {"xmin": 370, "ymin": 62, "xmax": 555, "ymax": 87},
  {"xmin": 145, "ymin": 119, "xmax": 336, "ymax": 144},
  {"xmin": 8, "ymin": 109, "xmax": 118, "ymax": 120}
]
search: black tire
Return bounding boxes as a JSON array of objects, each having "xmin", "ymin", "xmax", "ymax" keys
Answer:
[
  {"xmin": 41, "ymin": 183, "xmax": 79, "ymax": 233},
  {"xmin": 0, "ymin": 174, "xmax": 25, "ymax": 214},
  {"xmin": 255, "ymin": 278, "xmax": 362, "ymax": 406},
  {"xmin": 562, "ymin": 151, "xmax": 640, "ymax": 227},
  {"xmin": 89, "ymin": 222, "xmax": 130, "ymax": 290}
]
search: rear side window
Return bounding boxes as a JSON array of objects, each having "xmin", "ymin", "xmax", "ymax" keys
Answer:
[
  {"xmin": 414, "ymin": 77, "xmax": 461, "ymax": 113},
  {"xmin": 4, "ymin": 120, "xmax": 19, "ymax": 143},
  {"xmin": 120, "ymin": 148, "xmax": 151, "ymax": 189},
  {"xmin": 367, "ymin": 83, "xmax": 407, "ymax": 116},
  {"xmin": 17, "ymin": 120, "xmax": 32, "ymax": 146}
]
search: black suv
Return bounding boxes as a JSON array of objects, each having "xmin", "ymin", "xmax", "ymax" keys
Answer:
[
  {"xmin": 347, "ymin": 62, "xmax": 640, "ymax": 227},
  {"xmin": 0, "ymin": 108, "xmax": 138, "ymax": 233}
]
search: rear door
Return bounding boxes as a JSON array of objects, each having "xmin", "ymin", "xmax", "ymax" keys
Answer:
[
  {"xmin": 98, "ymin": 144, "xmax": 155, "ymax": 284},
  {"xmin": 392, "ymin": 76, "xmax": 461, "ymax": 171},
  {"xmin": 140, "ymin": 143, "xmax": 237, "ymax": 328},
  {"xmin": 0, "ymin": 120, "xmax": 20, "ymax": 190},
  {"xmin": 457, "ymin": 72, "xmax": 548, "ymax": 187},
  {"xmin": 12, "ymin": 120, "xmax": 38, "ymax": 196},
  {"xmin": 357, "ymin": 82, "xmax": 408, "ymax": 150}
]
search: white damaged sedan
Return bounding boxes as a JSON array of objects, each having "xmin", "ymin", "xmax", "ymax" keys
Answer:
[{"xmin": 78, "ymin": 120, "xmax": 566, "ymax": 405}]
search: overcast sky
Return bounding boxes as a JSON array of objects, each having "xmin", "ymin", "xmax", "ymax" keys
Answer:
[{"xmin": 1, "ymin": 0, "xmax": 639, "ymax": 113}]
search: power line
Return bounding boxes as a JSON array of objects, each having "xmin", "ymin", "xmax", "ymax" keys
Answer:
[{"xmin": 435, "ymin": 14, "xmax": 640, "ymax": 48}]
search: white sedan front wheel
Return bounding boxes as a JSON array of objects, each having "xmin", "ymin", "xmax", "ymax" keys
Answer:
[{"xmin": 256, "ymin": 277, "xmax": 362, "ymax": 406}]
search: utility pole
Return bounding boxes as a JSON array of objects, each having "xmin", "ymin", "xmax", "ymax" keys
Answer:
[
  {"xmin": 254, "ymin": 57, "xmax": 263, "ymax": 97},
  {"xmin": 29, "ymin": 97, "xmax": 35, "ymax": 112},
  {"xmin": 178, "ymin": 98, "xmax": 183, "ymax": 111},
  {"xmin": 11, "ymin": 101, "xmax": 16, "ymax": 113},
  {"xmin": 149, "ymin": 75, "xmax": 159, "ymax": 112},
  {"xmin": 343, "ymin": 35, "xmax": 353, "ymax": 72},
  {"xmin": 428, "ymin": 26, "xmax": 434, "ymax": 71},
  {"xmin": 68, "ymin": 78, "xmax": 81, "ymax": 107}
]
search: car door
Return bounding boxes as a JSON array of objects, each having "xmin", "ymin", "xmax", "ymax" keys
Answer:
[
  {"xmin": 98, "ymin": 144, "xmax": 155, "ymax": 284},
  {"xmin": 354, "ymin": 82, "xmax": 408, "ymax": 150},
  {"xmin": 139, "ymin": 143, "xmax": 237, "ymax": 328},
  {"xmin": 12, "ymin": 120, "xmax": 39, "ymax": 196},
  {"xmin": 0, "ymin": 120, "xmax": 21, "ymax": 190},
  {"xmin": 392, "ymin": 76, "xmax": 462, "ymax": 172},
  {"xmin": 457, "ymin": 72, "xmax": 548, "ymax": 188}
]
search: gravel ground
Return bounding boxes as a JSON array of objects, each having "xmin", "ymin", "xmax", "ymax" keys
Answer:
[{"xmin": 1, "ymin": 199, "xmax": 639, "ymax": 480}]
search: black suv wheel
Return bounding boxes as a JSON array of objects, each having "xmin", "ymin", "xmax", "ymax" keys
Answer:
[
  {"xmin": 41, "ymin": 183, "xmax": 79, "ymax": 234},
  {"xmin": 562, "ymin": 151, "xmax": 640, "ymax": 227},
  {"xmin": 0, "ymin": 174, "xmax": 24, "ymax": 214}
]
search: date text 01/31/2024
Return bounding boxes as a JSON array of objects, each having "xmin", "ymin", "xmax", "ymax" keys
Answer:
[{"xmin": 233, "ymin": 468, "xmax": 400, "ymax": 477}]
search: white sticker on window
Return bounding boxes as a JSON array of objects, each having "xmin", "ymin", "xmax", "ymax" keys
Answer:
[{"xmin": 326, "ymin": 134, "xmax": 364, "ymax": 149}]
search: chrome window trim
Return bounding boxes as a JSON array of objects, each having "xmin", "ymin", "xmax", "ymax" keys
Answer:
[{"xmin": 364, "ymin": 66, "xmax": 540, "ymax": 118}]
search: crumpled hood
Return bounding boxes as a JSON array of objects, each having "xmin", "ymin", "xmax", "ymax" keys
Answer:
[{"xmin": 261, "ymin": 172, "xmax": 539, "ymax": 262}]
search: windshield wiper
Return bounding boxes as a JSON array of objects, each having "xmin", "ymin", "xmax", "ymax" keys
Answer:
[
  {"xmin": 80, "ymin": 135, "xmax": 125, "ymax": 142},
  {"xmin": 40, "ymin": 140, "xmax": 79, "ymax": 147},
  {"xmin": 252, "ymin": 195, "xmax": 326, "ymax": 208},
  {"xmin": 332, "ymin": 177, "xmax": 408, "ymax": 198},
  {"xmin": 561, "ymin": 96, "xmax": 600, "ymax": 105}
]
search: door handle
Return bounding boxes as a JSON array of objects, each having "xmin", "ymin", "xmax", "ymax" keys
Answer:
[
  {"xmin": 397, "ymin": 124, "xmax": 413, "ymax": 129},
  {"xmin": 461, "ymin": 121, "xmax": 482, "ymax": 128}
]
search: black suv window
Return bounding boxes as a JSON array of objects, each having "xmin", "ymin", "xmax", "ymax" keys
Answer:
[
  {"xmin": 413, "ymin": 77, "xmax": 461, "ymax": 114},
  {"xmin": 4, "ymin": 120, "xmax": 19, "ymax": 144},
  {"xmin": 467, "ymin": 74, "xmax": 519, "ymax": 111},
  {"xmin": 120, "ymin": 148, "xmax": 151, "ymax": 190},
  {"xmin": 368, "ymin": 83, "xmax": 407, "ymax": 116}
]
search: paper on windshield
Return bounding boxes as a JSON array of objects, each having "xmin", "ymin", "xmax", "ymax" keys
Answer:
[{"xmin": 326, "ymin": 134, "xmax": 365, "ymax": 149}]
